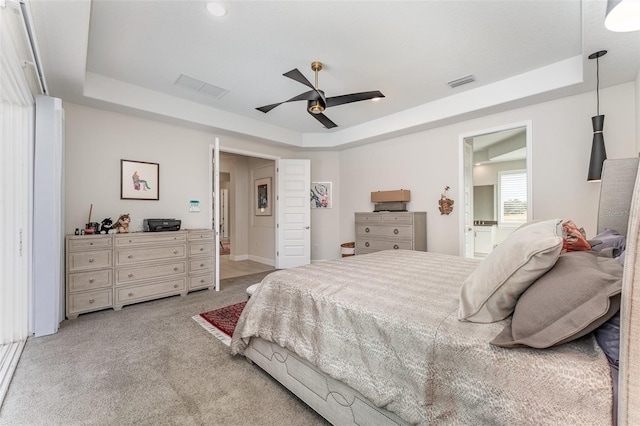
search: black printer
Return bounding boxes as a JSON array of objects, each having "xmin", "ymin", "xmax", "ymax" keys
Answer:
[{"xmin": 143, "ymin": 218, "xmax": 181, "ymax": 232}]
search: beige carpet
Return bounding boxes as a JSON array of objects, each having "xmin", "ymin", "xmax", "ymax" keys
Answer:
[{"xmin": 0, "ymin": 272, "xmax": 328, "ymax": 425}]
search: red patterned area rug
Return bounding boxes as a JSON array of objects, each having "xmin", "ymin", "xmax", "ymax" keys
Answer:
[{"xmin": 193, "ymin": 301, "xmax": 246, "ymax": 346}]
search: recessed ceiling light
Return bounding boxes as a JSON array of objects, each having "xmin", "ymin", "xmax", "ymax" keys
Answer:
[
  {"xmin": 371, "ymin": 97, "xmax": 382, "ymax": 102},
  {"xmin": 206, "ymin": 2, "xmax": 226, "ymax": 17}
]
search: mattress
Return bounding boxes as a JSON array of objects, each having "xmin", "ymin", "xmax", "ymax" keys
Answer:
[{"xmin": 231, "ymin": 250, "xmax": 613, "ymax": 425}]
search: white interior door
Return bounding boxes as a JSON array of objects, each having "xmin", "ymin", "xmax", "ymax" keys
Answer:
[
  {"xmin": 463, "ymin": 139, "xmax": 475, "ymax": 258},
  {"xmin": 210, "ymin": 137, "xmax": 220, "ymax": 291},
  {"xmin": 276, "ymin": 159, "xmax": 310, "ymax": 269}
]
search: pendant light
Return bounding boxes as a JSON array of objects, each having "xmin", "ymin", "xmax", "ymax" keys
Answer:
[
  {"xmin": 588, "ymin": 50, "xmax": 608, "ymax": 182},
  {"xmin": 605, "ymin": 0, "xmax": 640, "ymax": 32}
]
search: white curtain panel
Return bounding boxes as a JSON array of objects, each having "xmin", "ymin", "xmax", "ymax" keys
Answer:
[{"xmin": 0, "ymin": 0, "xmax": 36, "ymax": 345}]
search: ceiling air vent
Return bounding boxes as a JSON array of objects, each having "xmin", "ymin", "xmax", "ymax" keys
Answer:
[
  {"xmin": 174, "ymin": 73, "xmax": 229, "ymax": 99},
  {"xmin": 447, "ymin": 74, "xmax": 476, "ymax": 89}
]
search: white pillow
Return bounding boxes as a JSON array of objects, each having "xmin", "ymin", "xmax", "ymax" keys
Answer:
[{"xmin": 458, "ymin": 219, "xmax": 563, "ymax": 323}]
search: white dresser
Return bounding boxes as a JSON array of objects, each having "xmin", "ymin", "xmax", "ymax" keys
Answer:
[
  {"xmin": 65, "ymin": 229, "xmax": 215, "ymax": 319},
  {"xmin": 355, "ymin": 211, "xmax": 427, "ymax": 255}
]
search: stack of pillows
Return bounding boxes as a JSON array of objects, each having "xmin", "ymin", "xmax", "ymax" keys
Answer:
[{"xmin": 458, "ymin": 219, "xmax": 625, "ymax": 362}]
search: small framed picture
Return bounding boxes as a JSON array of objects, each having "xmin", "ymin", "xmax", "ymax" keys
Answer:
[
  {"xmin": 310, "ymin": 182, "xmax": 332, "ymax": 208},
  {"xmin": 255, "ymin": 177, "xmax": 272, "ymax": 216},
  {"xmin": 121, "ymin": 159, "xmax": 159, "ymax": 200}
]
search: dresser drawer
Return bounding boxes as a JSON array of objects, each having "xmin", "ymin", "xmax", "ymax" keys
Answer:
[
  {"xmin": 357, "ymin": 239, "xmax": 412, "ymax": 252},
  {"xmin": 115, "ymin": 261, "xmax": 186, "ymax": 285},
  {"xmin": 354, "ymin": 213, "xmax": 382, "ymax": 224},
  {"xmin": 188, "ymin": 230, "xmax": 214, "ymax": 241},
  {"xmin": 115, "ymin": 278, "xmax": 186, "ymax": 305},
  {"xmin": 115, "ymin": 244, "xmax": 186, "ymax": 265},
  {"xmin": 68, "ymin": 269, "xmax": 112, "ymax": 292},
  {"xmin": 356, "ymin": 224, "xmax": 413, "ymax": 239},
  {"xmin": 378, "ymin": 212, "xmax": 414, "ymax": 224},
  {"xmin": 189, "ymin": 257, "xmax": 214, "ymax": 273},
  {"xmin": 114, "ymin": 232, "xmax": 187, "ymax": 247},
  {"xmin": 67, "ymin": 236, "xmax": 112, "ymax": 251},
  {"xmin": 189, "ymin": 242, "xmax": 214, "ymax": 257},
  {"xmin": 189, "ymin": 273, "xmax": 214, "ymax": 290},
  {"xmin": 67, "ymin": 288, "xmax": 112, "ymax": 315},
  {"xmin": 68, "ymin": 250, "xmax": 112, "ymax": 272}
]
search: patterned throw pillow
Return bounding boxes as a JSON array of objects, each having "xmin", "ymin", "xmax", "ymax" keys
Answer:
[{"xmin": 562, "ymin": 220, "xmax": 591, "ymax": 253}]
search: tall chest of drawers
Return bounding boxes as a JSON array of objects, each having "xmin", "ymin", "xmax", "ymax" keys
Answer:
[
  {"xmin": 355, "ymin": 211, "xmax": 427, "ymax": 255},
  {"xmin": 187, "ymin": 229, "xmax": 215, "ymax": 291},
  {"xmin": 66, "ymin": 234, "xmax": 113, "ymax": 319}
]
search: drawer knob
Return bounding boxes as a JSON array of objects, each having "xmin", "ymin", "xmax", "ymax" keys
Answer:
[
  {"xmin": 128, "ymin": 292, "xmax": 134, "ymax": 297},
  {"xmin": 199, "ymin": 247, "xmax": 204, "ymax": 251},
  {"xmin": 89, "ymin": 298, "xmax": 95, "ymax": 304},
  {"xmin": 128, "ymin": 273, "xmax": 134, "ymax": 278},
  {"xmin": 89, "ymin": 278, "xmax": 94, "ymax": 283},
  {"xmin": 173, "ymin": 267, "xmax": 178, "ymax": 271},
  {"xmin": 88, "ymin": 258, "xmax": 94, "ymax": 263},
  {"xmin": 365, "ymin": 242, "xmax": 370, "ymax": 247},
  {"xmin": 128, "ymin": 240, "xmax": 132, "ymax": 243},
  {"xmin": 173, "ymin": 250, "xmax": 178, "ymax": 254},
  {"xmin": 394, "ymin": 228, "xmax": 399, "ymax": 235},
  {"xmin": 200, "ymin": 263, "xmax": 205, "ymax": 267},
  {"xmin": 200, "ymin": 279, "xmax": 205, "ymax": 283},
  {"xmin": 365, "ymin": 227, "xmax": 370, "ymax": 233},
  {"xmin": 128, "ymin": 255, "xmax": 133, "ymax": 259},
  {"xmin": 393, "ymin": 244, "xmax": 399, "ymax": 249},
  {"xmin": 89, "ymin": 242, "xmax": 94, "ymax": 245},
  {"xmin": 173, "ymin": 283, "xmax": 178, "ymax": 288}
]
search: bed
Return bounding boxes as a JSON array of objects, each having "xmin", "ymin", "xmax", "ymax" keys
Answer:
[{"xmin": 231, "ymin": 158, "xmax": 640, "ymax": 425}]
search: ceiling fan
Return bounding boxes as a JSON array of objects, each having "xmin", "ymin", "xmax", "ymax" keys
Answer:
[{"xmin": 256, "ymin": 61, "xmax": 385, "ymax": 129}]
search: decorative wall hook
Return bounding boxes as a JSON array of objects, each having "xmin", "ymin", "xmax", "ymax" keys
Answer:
[{"xmin": 438, "ymin": 186, "xmax": 454, "ymax": 215}]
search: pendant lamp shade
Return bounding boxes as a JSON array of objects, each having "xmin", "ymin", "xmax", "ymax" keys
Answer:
[
  {"xmin": 588, "ymin": 115, "xmax": 607, "ymax": 181},
  {"xmin": 587, "ymin": 50, "xmax": 607, "ymax": 182},
  {"xmin": 605, "ymin": 0, "xmax": 640, "ymax": 32}
]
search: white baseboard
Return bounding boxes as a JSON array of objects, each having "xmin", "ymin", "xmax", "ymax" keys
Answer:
[
  {"xmin": 248, "ymin": 255, "xmax": 274, "ymax": 267},
  {"xmin": 0, "ymin": 340, "xmax": 26, "ymax": 408}
]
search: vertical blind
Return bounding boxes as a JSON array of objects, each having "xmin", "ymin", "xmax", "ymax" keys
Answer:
[{"xmin": 499, "ymin": 170, "xmax": 527, "ymax": 225}]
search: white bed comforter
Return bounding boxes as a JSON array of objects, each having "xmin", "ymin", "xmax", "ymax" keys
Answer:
[{"xmin": 230, "ymin": 250, "xmax": 613, "ymax": 425}]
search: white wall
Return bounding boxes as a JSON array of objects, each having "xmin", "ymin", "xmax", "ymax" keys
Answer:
[
  {"xmin": 64, "ymin": 103, "xmax": 296, "ymax": 235},
  {"xmin": 338, "ymin": 82, "xmax": 637, "ymax": 255},
  {"xmin": 64, "ymin": 82, "xmax": 636, "ymax": 261}
]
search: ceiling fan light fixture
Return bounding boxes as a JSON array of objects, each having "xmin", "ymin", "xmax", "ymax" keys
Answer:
[
  {"xmin": 308, "ymin": 101, "xmax": 324, "ymax": 114},
  {"xmin": 206, "ymin": 2, "xmax": 226, "ymax": 17}
]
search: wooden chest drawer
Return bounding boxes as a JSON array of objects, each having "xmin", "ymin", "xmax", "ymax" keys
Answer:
[
  {"xmin": 68, "ymin": 269, "xmax": 112, "ymax": 292},
  {"xmin": 356, "ymin": 224, "xmax": 413, "ymax": 239},
  {"xmin": 189, "ymin": 257, "xmax": 213, "ymax": 273},
  {"xmin": 115, "ymin": 278, "xmax": 186, "ymax": 305},
  {"xmin": 354, "ymin": 213, "xmax": 382, "ymax": 224},
  {"xmin": 67, "ymin": 236, "xmax": 112, "ymax": 251},
  {"xmin": 189, "ymin": 273, "xmax": 214, "ymax": 290},
  {"xmin": 357, "ymin": 239, "xmax": 413, "ymax": 252},
  {"xmin": 189, "ymin": 241, "xmax": 214, "ymax": 257},
  {"xmin": 188, "ymin": 230, "xmax": 213, "ymax": 241},
  {"xmin": 115, "ymin": 261, "xmax": 186, "ymax": 285},
  {"xmin": 68, "ymin": 250, "xmax": 112, "ymax": 272},
  {"xmin": 378, "ymin": 212, "xmax": 414, "ymax": 224},
  {"xmin": 115, "ymin": 244, "xmax": 186, "ymax": 265},
  {"xmin": 114, "ymin": 232, "xmax": 187, "ymax": 247},
  {"xmin": 68, "ymin": 289, "xmax": 112, "ymax": 315}
]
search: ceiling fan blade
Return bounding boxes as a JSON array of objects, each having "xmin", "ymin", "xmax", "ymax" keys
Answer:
[
  {"xmin": 326, "ymin": 91, "xmax": 385, "ymax": 108},
  {"xmin": 308, "ymin": 111, "xmax": 338, "ymax": 129},
  {"xmin": 256, "ymin": 90, "xmax": 317, "ymax": 113},
  {"xmin": 283, "ymin": 68, "xmax": 315, "ymax": 90}
]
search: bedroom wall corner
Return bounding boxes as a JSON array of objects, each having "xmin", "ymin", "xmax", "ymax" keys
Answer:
[{"xmin": 297, "ymin": 151, "xmax": 341, "ymax": 261}]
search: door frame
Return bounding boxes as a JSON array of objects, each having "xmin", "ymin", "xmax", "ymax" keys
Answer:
[{"xmin": 457, "ymin": 120, "xmax": 533, "ymax": 257}]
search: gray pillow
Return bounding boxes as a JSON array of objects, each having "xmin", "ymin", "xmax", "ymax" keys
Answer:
[
  {"xmin": 491, "ymin": 251, "xmax": 623, "ymax": 348},
  {"xmin": 458, "ymin": 219, "xmax": 563, "ymax": 323},
  {"xmin": 589, "ymin": 228, "xmax": 626, "ymax": 255}
]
